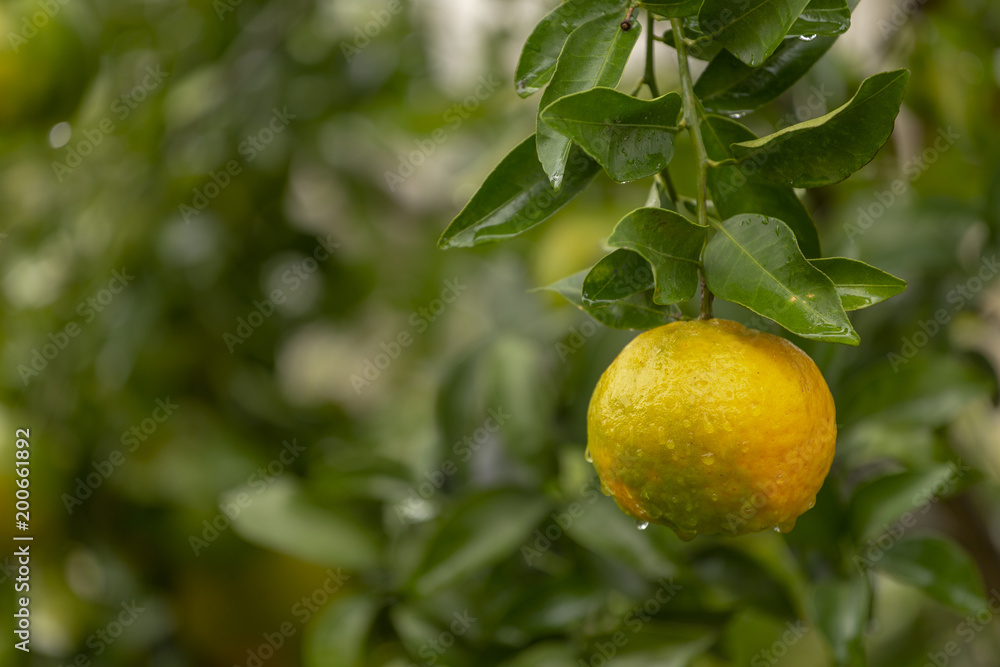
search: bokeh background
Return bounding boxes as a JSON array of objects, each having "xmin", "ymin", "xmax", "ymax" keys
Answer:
[{"xmin": 1, "ymin": 0, "xmax": 999, "ymax": 665}]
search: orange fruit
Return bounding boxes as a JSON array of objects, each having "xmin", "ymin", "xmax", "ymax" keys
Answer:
[{"xmin": 586, "ymin": 318, "xmax": 836, "ymax": 540}]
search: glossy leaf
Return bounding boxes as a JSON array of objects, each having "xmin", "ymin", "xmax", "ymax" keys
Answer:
[
  {"xmin": 812, "ymin": 576, "xmax": 869, "ymax": 667},
  {"xmin": 847, "ymin": 464, "xmax": 963, "ymax": 543},
  {"xmin": 694, "ymin": 35, "xmax": 836, "ymax": 115},
  {"xmin": 583, "ymin": 248, "xmax": 656, "ymax": 302},
  {"xmin": 227, "ymin": 478, "xmax": 381, "ymax": 569},
  {"xmin": 730, "ymin": 69, "xmax": 911, "ymax": 187},
  {"xmin": 698, "ymin": 0, "xmax": 811, "ymax": 67},
  {"xmin": 701, "ymin": 115, "xmax": 820, "ymax": 257},
  {"xmin": 439, "ymin": 135, "xmax": 599, "ymax": 248},
  {"xmin": 410, "ymin": 488, "xmax": 550, "ymax": 595},
  {"xmin": 541, "ymin": 88, "xmax": 683, "ymax": 182},
  {"xmin": 662, "ymin": 17, "xmax": 724, "ymax": 61},
  {"xmin": 640, "ymin": 0, "xmax": 704, "ymax": 18},
  {"xmin": 874, "ymin": 536, "xmax": 987, "ymax": 614},
  {"xmin": 537, "ymin": 14, "xmax": 640, "ymax": 187},
  {"xmin": 303, "ymin": 594, "xmax": 380, "ymax": 667},
  {"xmin": 545, "ymin": 267, "xmax": 682, "ymax": 330},
  {"xmin": 810, "ymin": 257, "xmax": 906, "ymax": 311},
  {"xmin": 703, "ymin": 214, "xmax": 858, "ymax": 344},
  {"xmin": 606, "ymin": 207, "xmax": 706, "ymax": 304},
  {"xmin": 515, "ymin": 0, "xmax": 630, "ymax": 97},
  {"xmin": 787, "ymin": 0, "xmax": 851, "ymax": 36}
]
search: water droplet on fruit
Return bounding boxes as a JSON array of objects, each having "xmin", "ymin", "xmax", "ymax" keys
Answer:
[
  {"xmin": 711, "ymin": 493, "xmax": 718, "ymax": 501},
  {"xmin": 682, "ymin": 419, "xmax": 692, "ymax": 428},
  {"xmin": 776, "ymin": 520, "xmax": 796, "ymax": 533},
  {"xmin": 799, "ymin": 33, "xmax": 817, "ymax": 41},
  {"xmin": 666, "ymin": 439, "xmax": 675, "ymax": 450},
  {"xmin": 700, "ymin": 452, "xmax": 715, "ymax": 465},
  {"xmin": 636, "ymin": 520, "xmax": 649, "ymax": 531},
  {"xmin": 584, "ymin": 448, "xmax": 593, "ymax": 463},
  {"xmin": 675, "ymin": 529, "xmax": 697, "ymax": 541},
  {"xmin": 773, "ymin": 526, "xmax": 782, "ymax": 533},
  {"xmin": 600, "ymin": 480, "xmax": 612, "ymax": 496},
  {"xmin": 807, "ymin": 499, "xmax": 815, "ymax": 509}
]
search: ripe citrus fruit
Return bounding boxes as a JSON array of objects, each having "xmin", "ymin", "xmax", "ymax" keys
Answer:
[{"xmin": 586, "ymin": 318, "xmax": 836, "ymax": 540}]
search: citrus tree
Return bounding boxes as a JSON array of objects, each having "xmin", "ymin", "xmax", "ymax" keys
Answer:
[{"xmin": 429, "ymin": 1, "xmax": 993, "ymax": 665}]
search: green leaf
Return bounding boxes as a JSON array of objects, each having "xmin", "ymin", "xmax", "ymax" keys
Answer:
[
  {"xmin": 701, "ymin": 115, "xmax": 820, "ymax": 257},
  {"xmin": 730, "ymin": 69, "xmax": 910, "ymax": 187},
  {"xmin": 541, "ymin": 88, "xmax": 683, "ymax": 182},
  {"xmin": 583, "ymin": 248, "xmax": 656, "ymax": 302},
  {"xmin": 227, "ymin": 478, "xmax": 381, "ymax": 569},
  {"xmin": 698, "ymin": 0, "xmax": 811, "ymax": 67},
  {"xmin": 703, "ymin": 214, "xmax": 857, "ymax": 343},
  {"xmin": 515, "ymin": 0, "xmax": 631, "ymax": 97},
  {"xmin": 809, "ymin": 257, "xmax": 906, "ymax": 311},
  {"xmin": 873, "ymin": 536, "xmax": 987, "ymax": 615},
  {"xmin": 562, "ymin": 494, "xmax": 676, "ymax": 578},
  {"xmin": 606, "ymin": 208, "xmax": 706, "ymax": 304},
  {"xmin": 847, "ymin": 463, "xmax": 965, "ymax": 543},
  {"xmin": 640, "ymin": 0, "xmax": 704, "ymax": 18},
  {"xmin": 410, "ymin": 488, "xmax": 550, "ymax": 596},
  {"xmin": 694, "ymin": 36, "xmax": 836, "ymax": 115},
  {"xmin": 545, "ymin": 267, "xmax": 682, "ymax": 330},
  {"xmin": 303, "ymin": 594, "xmax": 381, "ymax": 667},
  {"xmin": 537, "ymin": 14, "xmax": 640, "ymax": 187},
  {"xmin": 662, "ymin": 18, "xmax": 725, "ymax": 61},
  {"xmin": 787, "ymin": 0, "xmax": 851, "ymax": 36},
  {"xmin": 646, "ymin": 178, "xmax": 677, "ymax": 210},
  {"xmin": 439, "ymin": 135, "xmax": 599, "ymax": 248},
  {"xmin": 811, "ymin": 576, "xmax": 869, "ymax": 667}
]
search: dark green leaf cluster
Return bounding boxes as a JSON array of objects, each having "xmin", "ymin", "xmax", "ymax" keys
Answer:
[{"xmin": 440, "ymin": 0, "xmax": 911, "ymax": 345}]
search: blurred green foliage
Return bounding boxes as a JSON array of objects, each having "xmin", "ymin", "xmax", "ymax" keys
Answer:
[{"xmin": 0, "ymin": 0, "xmax": 998, "ymax": 666}]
